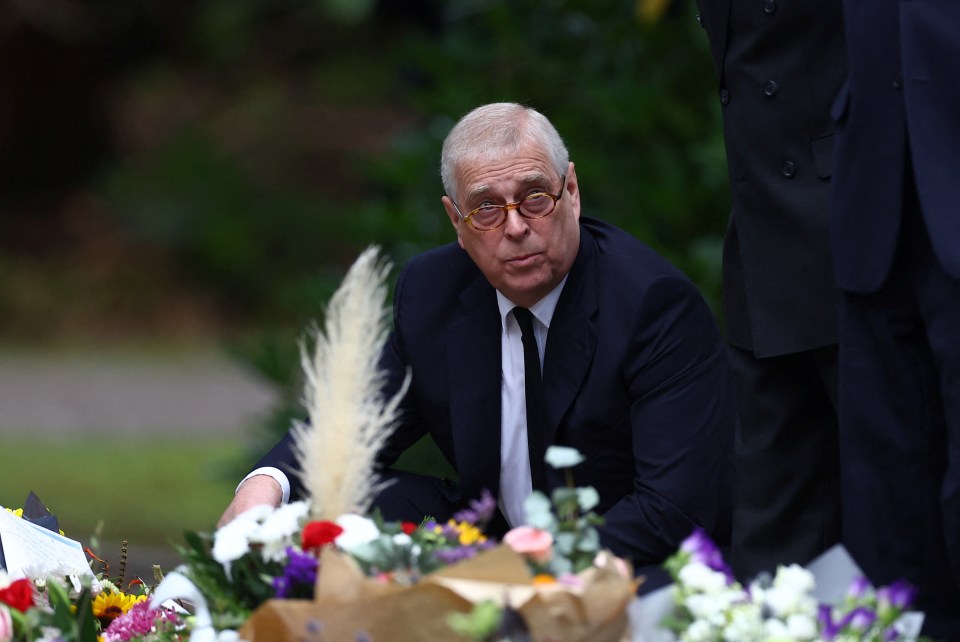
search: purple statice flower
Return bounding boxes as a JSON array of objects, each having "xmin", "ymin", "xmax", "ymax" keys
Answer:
[
  {"xmin": 877, "ymin": 579, "xmax": 916, "ymax": 611},
  {"xmin": 453, "ymin": 489, "xmax": 497, "ymax": 527},
  {"xmin": 102, "ymin": 600, "xmax": 179, "ymax": 642},
  {"xmin": 679, "ymin": 528, "xmax": 735, "ymax": 584},
  {"xmin": 273, "ymin": 546, "xmax": 319, "ymax": 598}
]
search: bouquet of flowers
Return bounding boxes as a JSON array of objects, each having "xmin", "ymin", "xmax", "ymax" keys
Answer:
[
  {"xmin": 660, "ymin": 529, "xmax": 922, "ymax": 642},
  {"xmin": 1, "ymin": 504, "xmax": 184, "ymax": 642}
]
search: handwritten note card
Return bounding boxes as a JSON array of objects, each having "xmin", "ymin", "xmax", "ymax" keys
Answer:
[{"xmin": 0, "ymin": 505, "xmax": 93, "ymax": 581}]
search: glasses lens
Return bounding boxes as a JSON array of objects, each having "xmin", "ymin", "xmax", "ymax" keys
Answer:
[
  {"xmin": 470, "ymin": 206, "xmax": 504, "ymax": 230},
  {"xmin": 520, "ymin": 193, "xmax": 555, "ymax": 217}
]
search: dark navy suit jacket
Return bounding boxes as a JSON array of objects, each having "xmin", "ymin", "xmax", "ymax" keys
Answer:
[
  {"xmin": 832, "ymin": 0, "xmax": 960, "ymax": 291},
  {"xmin": 258, "ymin": 217, "xmax": 736, "ymax": 566}
]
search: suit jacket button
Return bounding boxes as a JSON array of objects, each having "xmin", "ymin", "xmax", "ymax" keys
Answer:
[
  {"xmin": 696, "ymin": 13, "xmax": 704, "ymax": 28},
  {"xmin": 719, "ymin": 88, "xmax": 730, "ymax": 105},
  {"xmin": 782, "ymin": 160, "xmax": 796, "ymax": 178},
  {"xmin": 892, "ymin": 75, "xmax": 903, "ymax": 90},
  {"xmin": 763, "ymin": 80, "xmax": 779, "ymax": 97},
  {"xmin": 764, "ymin": 0, "xmax": 778, "ymax": 14}
]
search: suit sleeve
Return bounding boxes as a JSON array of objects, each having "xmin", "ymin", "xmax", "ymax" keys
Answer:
[{"xmin": 598, "ymin": 275, "xmax": 736, "ymax": 565}]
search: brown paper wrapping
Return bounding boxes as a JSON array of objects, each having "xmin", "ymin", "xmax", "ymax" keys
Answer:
[{"xmin": 240, "ymin": 545, "xmax": 638, "ymax": 642}]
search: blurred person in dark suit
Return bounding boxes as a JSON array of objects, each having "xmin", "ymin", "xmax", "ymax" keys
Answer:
[
  {"xmin": 831, "ymin": 1, "xmax": 960, "ymax": 637},
  {"xmin": 220, "ymin": 102, "xmax": 737, "ymax": 570},
  {"xmin": 694, "ymin": 0, "xmax": 845, "ymax": 579}
]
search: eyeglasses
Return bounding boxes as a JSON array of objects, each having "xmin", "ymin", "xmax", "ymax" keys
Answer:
[{"xmin": 453, "ymin": 175, "xmax": 566, "ymax": 232}]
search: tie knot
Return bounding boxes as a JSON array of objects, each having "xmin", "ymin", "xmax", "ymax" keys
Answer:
[{"xmin": 513, "ymin": 307, "xmax": 535, "ymax": 338}]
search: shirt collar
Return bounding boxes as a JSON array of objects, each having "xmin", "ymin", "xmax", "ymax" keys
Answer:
[{"xmin": 496, "ymin": 275, "xmax": 569, "ymax": 333}]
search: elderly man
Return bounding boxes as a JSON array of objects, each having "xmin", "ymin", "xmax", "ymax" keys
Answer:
[{"xmin": 221, "ymin": 103, "xmax": 736, "ymax": 567}]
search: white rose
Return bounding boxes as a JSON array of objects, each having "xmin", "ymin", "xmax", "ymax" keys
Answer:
[{"xmin": 334, "ymin": 514, "xmax": 381, "ymax": 552}]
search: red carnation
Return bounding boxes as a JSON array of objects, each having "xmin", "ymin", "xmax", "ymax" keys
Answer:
[
  {"xmin": 401, "ymin": 522, "xmax": 417, "ymax": 535},
  {"xmin": 0, "ymin": 578, "xmax": 35, "ymax": 612},
  {"xmin": 301, "ymin": 520, "xmax": 344, "ymax": 550}
]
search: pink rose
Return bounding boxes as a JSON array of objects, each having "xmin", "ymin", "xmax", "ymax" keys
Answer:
[{"xmin": 503, "ymin": 526, "xmax": 553, "ymax": 563}]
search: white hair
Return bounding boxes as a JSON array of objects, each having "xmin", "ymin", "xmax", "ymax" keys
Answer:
[{"xmin": 440, "ymin": 103, "xmax": 569, "ymax": 201}]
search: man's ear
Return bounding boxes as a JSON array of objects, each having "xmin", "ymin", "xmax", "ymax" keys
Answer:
[
  {"xmin": 566, "ymin": 162, "xmax": 581, "ymax": 222},
  {"xmin": 442, "ymin": 195, "xmax": 465, "ymax": 249}
]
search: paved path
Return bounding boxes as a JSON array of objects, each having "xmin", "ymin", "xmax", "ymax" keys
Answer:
[{"xmin": 0, "ymin": 348, "xmax": 278, "ymax": 438}]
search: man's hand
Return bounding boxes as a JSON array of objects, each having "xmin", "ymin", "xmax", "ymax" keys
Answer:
[{"xmin": 217, "ymin": 474, "xmax": 283, "ymax": 528}]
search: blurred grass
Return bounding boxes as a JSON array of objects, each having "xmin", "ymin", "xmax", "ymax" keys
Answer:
[{"xmin": 0, "ymin": 437, "xmax": 243, "ymax": 550}]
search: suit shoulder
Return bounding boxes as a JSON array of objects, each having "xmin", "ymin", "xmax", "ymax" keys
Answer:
[{"xmin": 582, "ymin": 217, "xmax": 691, "ymax": 286}]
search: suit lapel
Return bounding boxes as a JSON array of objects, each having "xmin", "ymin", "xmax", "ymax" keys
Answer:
[
  {"xmin": 447, "ymin": 274, "xmax": 502, "ymax": 504},
  {"xmin": 542, "ymin": 228, "xmax": 599, "ymax": 448}
]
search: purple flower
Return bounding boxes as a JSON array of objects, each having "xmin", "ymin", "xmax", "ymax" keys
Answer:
[
  {"xmin": 102, "ymin": 600, "xmax": 179, "ymax": 642},
  {"xmin": 679, "ymin": 528, "xmax": 734, "ymax": 583},
  {"xmin": 434, "ymin": 545, "xmax": 480, "ymax": 565},
  {"xmin": 847, "ymin": 606, "xmax": 878, "ymax": 631},
  {"xmin": 818, "ymin": 604, "xmax": 840, "ymax": 641},
  {"xmin": 453, "ymin": 489, "xmax": 497, "ymax": 526},
  {"xmin": 877, "ymin": 580, "xmax": 916, "ymax": 611},
  {"xmin": 847, "ymin": 575, "xmax": 872, "ymax": 599},
  {"xmin": 274, "ymin": 546, "xmax": 319, "ymax": 598}
]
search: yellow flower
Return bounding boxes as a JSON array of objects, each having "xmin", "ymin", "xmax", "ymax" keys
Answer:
[
  {"xmin": 5, "ymin": 507, "xmax": 24, "ymax": 518},
  {"xmin": 92, "ymin": 591, "xmax": 144, "ymax": 623},
  {"xmin": 449, "ymin": 520, "xmax": 487, "ymax": 546},
  {"xmin": 533, "ymin": 574, "xmax": 556, "ymax": 585}
]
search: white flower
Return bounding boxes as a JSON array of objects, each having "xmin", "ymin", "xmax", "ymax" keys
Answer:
[
  {"xmin": 719, "ymin": 603, "xmax": 764, "ymax": 642},
  {"xmin": 212, "ymin": 516, "xmax": 260, "ymax": 572},
  {"xmin": 391, "ymin": 533, "xmax": 413, "ymax": 547},
  {"xmin": 334, "ymin": 514, "xmax": 380, "ymax": 552},
  {"xmin": 773, "ymin": 564, "xmax": 815, "ymax": 595},
  {"xmin": 758, "ymin": 565, "xmax": 817, "ymax": 618},
  {"xmin": 544, "ymin": 445, "xmax": 585, "ymax": 469},
  {"xmin": 762, "ymin": 617, "xmax": 790, "ymax": 640},
  {"xmin": 763, "ymin": 584, "xmax": 817, "ymax": 619},
  {"xmin": 785, "ymin": 612, "xmax": 817, "ymax": 640},
  {"xmin": 682, "ymin": 618, "xmax": 716, "ymax": 642},
  {"xmin": 679, "ymin": 561, "xmax": 729, "ymax": 593},
  {"xmin": 251, "ymin": 501, "xmax": 309, "ymax": 562}
]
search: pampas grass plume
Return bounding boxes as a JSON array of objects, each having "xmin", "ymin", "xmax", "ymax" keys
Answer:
[{"xmin": 291, "ymin": 246, "xmax": 408, "ymax": 519}]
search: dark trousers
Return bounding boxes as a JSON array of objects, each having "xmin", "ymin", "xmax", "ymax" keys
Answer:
[
  {"xmin": 729, "ymin": 344, "xmax": 841, "ymax": 581},
  {"xmin": 838, "ymin": 204, "xmax": 960, "ymax": 639}
]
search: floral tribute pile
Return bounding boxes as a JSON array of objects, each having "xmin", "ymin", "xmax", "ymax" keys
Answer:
[
  {"xmin": 174, "ymin": 445, "xmax": 636, "ymax": 642},
  {"xmin": 0, "ymin": 248, "xmax": 926, "ymax": 642},
  {"xmin": 660, "ymin": 529, "xmax": 922, "ymax": 642}
]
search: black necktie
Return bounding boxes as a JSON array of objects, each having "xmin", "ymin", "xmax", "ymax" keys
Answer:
[{"xmin": 513, "ymin": 307, "xmax": 548, "ymax": 492}]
